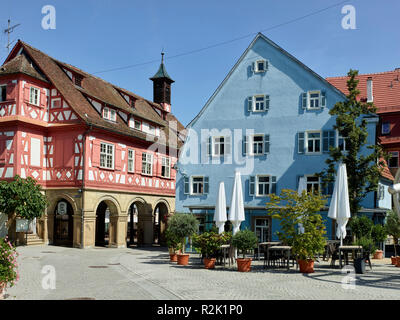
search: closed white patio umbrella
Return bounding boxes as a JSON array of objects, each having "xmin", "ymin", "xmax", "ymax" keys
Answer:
[
  {"xmin": 214, "ymin": 182, "xmax": 227, "ymax": 234},
  {"xmin": 228, "ymin": 170, "xmax": 245, "ymax": 235},
  {"xmin": 328, "ymin": 162, "xmax": 351, "ymax": 246},
  {"xmin": 297, "ymin": 176, "xmax": 307, "ymax": 234}
]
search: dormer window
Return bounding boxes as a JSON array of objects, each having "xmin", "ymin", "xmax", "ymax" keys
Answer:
[
  {"xmin": 0, "ymin": 85, "xmax": 6, "ymax": 102},
  {"xmin": 253, "ymin": 60, "xmax": 267, "ymax": 73},
  {"xmin": 103, "ymin": 106, "xmax": 116, "ymax": 122},
  {"xmin": 74, "ymin": 74, "xmax": 83, "ymax": 87}
]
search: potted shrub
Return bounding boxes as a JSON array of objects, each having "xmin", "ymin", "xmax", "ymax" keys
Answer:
[
  {"xmin": 193, "ymin": 231, "xmax": 231, "ymax": 269},
  {"xmin": 267, "ymin": 189, "xmax": 327, "ymax": 273},
  {"xmin": 166, "ymin": 213, "xmax": 199, "ymax": 266},
  {"xmin": 165, "ymin": 228, "xmax": 180, "ymax": 262},
  {"xmin": 371, "ymin": 224, "xmax": 387, "ymax": 260},
  {"xmin": 384, "ymin": 210, "xmax": 400, "ymax": 265},
  {"xmin": 231, "ymin": 229, "xmax": 258, "ymax": 272},
  {"xmin": 0, "ymin": 236, "xmax": 19, "ymax": 299}
]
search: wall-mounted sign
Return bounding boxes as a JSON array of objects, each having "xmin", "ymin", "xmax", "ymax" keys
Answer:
[
  {"xmin": 57, "ymin": 201, "xmax": 67, "ymax": 215},
  {"xmin": 16, "ymin": 219, "xmax": 29, "ymax": 232}
]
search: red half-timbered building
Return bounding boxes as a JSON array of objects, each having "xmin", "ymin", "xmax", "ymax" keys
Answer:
[{"xmin": 0, "ymin": 41, "xmax": 185, "ymax": 248}]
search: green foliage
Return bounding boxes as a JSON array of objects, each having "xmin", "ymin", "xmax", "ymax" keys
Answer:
[
  {"xmin": 384, "ymin": 210, "xmax": 400, "ymax": 256},
  {"xmin": 231, "ymin": 229, "xmax": 258, "ymax": 259},
  {"xmin": 349, "ymin": 216, "xmax": 374, "ymax": 239},
  {"xmin": 165, "ymin": 228, "xmax": 180, "ymax": 251},
  {"xmin": 0, "ymin": 175, "xmax": 47, "ymax": 220},
  {"xmin": 318, "ymin": 69, "xmax": 386, "ymax": 216},
  {"xmin": 354, "ymin": 236, "xmax": 376, "ymax": 254},
  {"xmin": 371, "ymin": 224, "xmax": 387, "ymax": 244},
  {"xmin": 0, "ymin": 236, "xmax": 19, "ymax": 287},
  {"xmin": 193, "ymin": 231, "xmax": 231, "ymax": 258},
  {"xmin": 266, "ymin": 189, "xmax": 327, "ymax": 261},
  {"xmin": 166, "ymin": 213, "xmax": 199, "ymax": 253}
]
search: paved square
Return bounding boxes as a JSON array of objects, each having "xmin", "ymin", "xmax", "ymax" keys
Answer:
[{"xmin": 4, "ymin": 245, "xmax": 400, "ymax": 300}]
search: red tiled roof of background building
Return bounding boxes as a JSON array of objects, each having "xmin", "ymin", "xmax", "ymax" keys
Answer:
[{"xmin": 326, "ymin": 68, "xmax": 400, "ymax": 114}]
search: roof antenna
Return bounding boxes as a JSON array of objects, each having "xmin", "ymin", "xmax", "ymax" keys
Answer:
[{"xmin": 4, "ymin": 19, "xmax": 21, "ymax": 54}]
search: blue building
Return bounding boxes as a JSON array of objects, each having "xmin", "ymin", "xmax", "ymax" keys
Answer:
[{"xmin": 175, "ymin": 33, "xmax": 390, "ymax": 242}]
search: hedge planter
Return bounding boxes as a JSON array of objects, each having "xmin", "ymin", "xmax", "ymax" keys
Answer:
[
  {"xmin": 177, "ymin": 254, "xmax": 190, "ymax": 266},
  {"xmin": 236, "ymin": 258, "xmax": 252, "ymax": 272},
  {"xmin": 373, "ymin": 250, "xmax": 383, "ymax": 260},
  {"xmin": 203, "ymin": 258, "xmax": 216, "ymax": 269},
  {"xmin": 298, "ymin": 259, "xmax": 315, "ymax": 273}
]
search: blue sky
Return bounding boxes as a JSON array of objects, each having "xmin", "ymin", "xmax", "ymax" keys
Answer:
[{"xmin": 1, "ymin": 0, "xmax": 399, "ymax": 126}]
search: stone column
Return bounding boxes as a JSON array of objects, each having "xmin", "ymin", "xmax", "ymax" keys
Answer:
[{"xmin": 82, "ymin": 213, "xmax": 96, "ymax": 249}]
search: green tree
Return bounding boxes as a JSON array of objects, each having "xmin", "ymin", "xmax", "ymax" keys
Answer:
[
  {"xmin": 166, "ymin": 213, "xmax": 199, "ymax": 253},
  {"xmin": 318, "ymin": 69, "xmax": 386, "ymax": 216},
  {"xmin": 266, "ymin": 189, "xmax": 327, "ymax": 261},
  {"xmin": 0, "ymin": 175, "xmax": 47, "ymax": 241},
  {"xmin": 384, "ymin": 210, "xmax": 400, "ymax": 256}
]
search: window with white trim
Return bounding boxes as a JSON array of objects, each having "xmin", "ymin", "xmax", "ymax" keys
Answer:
[
  {"xmin": 161, "ymin": 157, "xmax": 171, "ymax": 178},
  {"xmin": 306, "ymin": 131, "xmax": 321, "ymax": 153},
  {"xmin": 103, "ymin": 106, "xmax": 116, "ymax": 121},
  {"xmin": 302, "ymin": 90, "xmax": 326, "ymax": 110},
  {"xmin": 134, "ymin": 120, "xmax": 141, "ymax": 130},
  {"xmin": 248, "ymin": 95, "xmax": 270, "ymax": 112},
  {"xmin": 29, "ymin": 87, "xmax": 40, "ymax": 106},
  {"xmin": 338, "ymin": 132, "xmax": 349, "ymax": 152},
  {"xmin": 309, "ymin": 91, "xmax": 320, "ymax": 109},
  {"xmin": 389, "ymin": 151, "xmax": 399, "ymax": 168},
  {"xmin": 141, "ymin": 153, "xmax": 153, "ymax": 175},
  {"xmin": 306, "ymin": 176, "xmax": 320, "ymax": 194},
  {"xmin": 51, "ymin": 98, "xmax": 62, "ymax": 109},
  {"xmin": 253, "ymin": 60, "xmax": 267, "ymax": 73},
  {"xmin": 0, "ymin": 85, "xmax": 7, "ymax": 102},
  {"xmin": 183, "ymin": 176, "xmax": 209, "ymax": 195},
  {"xmin": 127, "ymin": 149, "xmax": 135, "ymax": 173},
  {"xmin": 252, "ymin": 135, "xmax": 264, "ymax": 155},
  {"xmin": 256, "ymin": 175, "xmax": 270, "ymax": 196},
  {"xmin": 244, "ymin": 134, "xmax": 270, "ymax": 155},
  {"xmin": 192, "ymin": 176, "xmax": 205, "ymax": 195},
  {"xmin": 100, "ymin": 142, "xmax": 114, "ymax": 169}
]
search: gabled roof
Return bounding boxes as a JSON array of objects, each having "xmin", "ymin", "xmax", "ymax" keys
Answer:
[
  {"xmin": 187, "ymin": 32, "xmax": 347, "ymax": 128},
  {"xmin": 2, "ymin": 40, "xmax": 184, "ymax": 149},
  {"xmin": 0, "ymin": 52, "xmax": 48, "ymax": 83},
  {"xmin": 327, "ymin": 69, "xmax": 400, "ymax": 114}
]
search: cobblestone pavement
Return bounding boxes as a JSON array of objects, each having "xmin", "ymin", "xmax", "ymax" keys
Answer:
[{"xmin": 4, "ymin": 245, "xmax": 400, "ymax": 300}]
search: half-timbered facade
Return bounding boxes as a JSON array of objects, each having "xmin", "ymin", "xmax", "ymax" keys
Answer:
[{"xmin": 0, "ymin": 41, "xmax": 185, "ymax": 248}]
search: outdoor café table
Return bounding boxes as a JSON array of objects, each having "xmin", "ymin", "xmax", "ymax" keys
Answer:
[
  {"xmin": 266, "ymin": 246, "xmax": 292, "ymax": 270},
  {"xmin": 339, "ymin": 245, "xmax": 363, "ymax": 269},
  {"xmin": 220, "ymin": 244, "xmax": 232, "ymax": 268},
  {"xmin": 258, "ymin": 241, "xmax": 281, "ymax": 261}
]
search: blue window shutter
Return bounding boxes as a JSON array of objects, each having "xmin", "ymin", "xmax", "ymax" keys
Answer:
[
  {"xmin": 248, "ymin": 96, "xmax": 253, "ymax": 112},
  {"xmin": 249, "ymin": 176, "xmax": 255, "ymax": 196},
  {"xmin": 264, "ymin": 134, "xmax": 270, "ymax": 154},
  {"xmin": 265, "ymin": 60, "xmax": 268, "ymax": 71},
  {"xmin": 204, "ymin": 177, "xmax": 209, "ymax": 194},
  {"xmin": 243, "ymin": 135, "xmax": 248, "ymax": 155},
  {"xmin": 225, "ymin": 136, "xmax": 231, "ymax": 155},
  {"xmin": 298, "ymin": 132, "xmax": 305, "ymax": 154},
  {"xmin": 302, "ymin": 92, "xmax": 307, "ymax": 109},
  {"xmin": 265, "ymin": 95, "xmax": 270, "ymax": 110},
  {"xmin": 271, "ymin": 176, "xmax": 277, "ymax": 194},
  {"xmin": 184, "ymin": 177, "xmax": 189, "ymax": 194},
  {"xmin": 251, "ymin": 62, "xmax": 255, "ymax": 72},
  {"xmin": 206, "ymin": 136, "xmax": 211, "ymax": 156},
  {"xmin": 321, "ymin": 91, "xmax": 326, "ymax": 108}
]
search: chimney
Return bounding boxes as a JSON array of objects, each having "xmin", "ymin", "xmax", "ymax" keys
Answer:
[{"xmin": 367, "ymin": 77, "xmax": 373, "ymax": 102}]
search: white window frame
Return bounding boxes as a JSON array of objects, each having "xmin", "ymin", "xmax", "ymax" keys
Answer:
[
  {"xmin": 256, "ymin": 175, "xmax": 270, "ymax": 197},
  {"xmin": 134, "ymin": 120, "xmax": 141, "ymax": 130},
  {"xmin": 161, "ymin": 157, "xmax": 171, "ymax": 178},
  {"xmin": 337, "ymin": 131, "xmax": 349, "ymax": 152},
  {"xmin": 389, "ymin": 151, "xmax": 399, "ymax": 168},
  {"xmin": 305, "ymin": 131, "xmax": 322, "ymax": 154},
  {"xmin": 141, "ymin": 152, "xmax": 153, "ymax": 176},
  {"xmin": 0, "ymin": 85, "xmax": 7, "ymax": 102},
  {"xmin": 51, "ymin": 97, "xmax": 62, "ymax": 109},
  {"xmin": 254, "ymin": 59, "xmax": 267, "ymax": 73},
  {"xmin": 103, "ymin": 106, "xmax": 116, "ymax": 122},
  {"xmin": 305, "ymin": 175, "xmax": 320, "ymax": 194},
  {"xmin": 100, "ymin": 142, "xmax": 114, "ymax": 170},
  {"xmin": 250, "ymin": 134, "xmax": 264, "ymax": 156},
  {"xmin": 254, "ymin": 218, "xmax": 269, "ymax": 243},
  {"xmin": 212, "ymin": 136, "xmax": 225, "ymax": 157},
  {"xmin": 191, "ymin": 176, "xmax": 204, "ymax": 195},
  {"xmin": 254, "ymin": 95, "xmax": 265, "ymax": 112},
  {"xmin": 308, "ymin": 90, "xmax": 321, "ymax": 109},
  {"xmin": 127, "ymin": 149, "xmax": 135, "ymax": 173},
  {"xmin": 29, "ymin": 87, "xmax": 40, "ymax": 106}
]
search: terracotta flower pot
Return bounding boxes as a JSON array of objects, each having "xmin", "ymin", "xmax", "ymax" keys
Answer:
[
  {"xmin": 373, "ymin": 250, "xmax": 383, "ymax": 260},
  {"xmin": 391, "ymin": 256, "xmax": 397, "ymax": 265},
  {"xmin": 169, "ymin": 253, "xmax": 178, "ymax": 262},
  {"xmin": 236, "ymin": 258, "xmax": 252, "ymax": 272},
  {"xmin": 396, "ymin": 257, "xmax": 400, "ymax": 267},
  {"xmin": 177, "ymin": 254, "xmax": 190, "ymax": 266},
  {"xmin": 0, "ymin": 282, "xmax": 6, "ymax": 300},
  {"xmin": 298, "ymin": 259, "xmax": 315, "ymax": 273},
  {"xmin": 203, "ymin": 258, "xmax": 216, "ymax": 269}
]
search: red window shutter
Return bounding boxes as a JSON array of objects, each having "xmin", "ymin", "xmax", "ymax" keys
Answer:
[
  {"xmin": 40, "ymin": 90, "xmax": 46, "ymax": 108},
  {"xmin": 6, "ymin": 82, "xmax": 16, "ymax": 100},
  {"xmin": 24, "ymin": 87, "xmax": 30, "ymax": 102},
  {"xmin": 0, "ymin": 137, "xmax": 6, "ymax": 164},
  {"xmin": 135, "ymin": 151, "xmax": 142, "ymax": 173},
  {"xmin": 170, "ymin": 160, "xmax": 176, "ymax": 180},
  {"xmin": 92, "ymin": 140, "xmax": 101, "ymax": 167},
  {"xmin": 64, "ymin": 139, "xmax": 74, "ymax": 168},
  {"xmin": 115, "ymin": 146, "xmax": 122, "ymax": 171}
]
